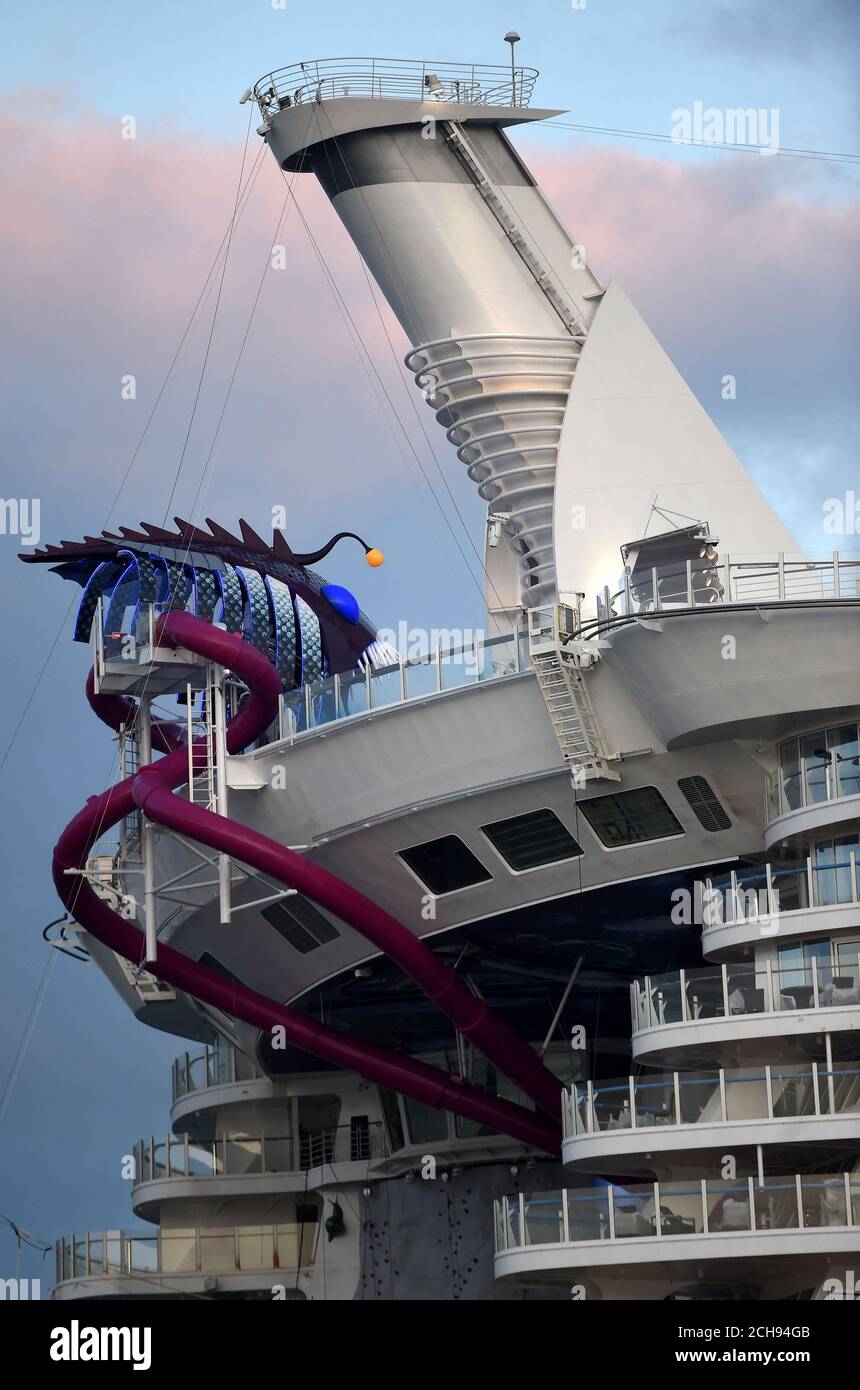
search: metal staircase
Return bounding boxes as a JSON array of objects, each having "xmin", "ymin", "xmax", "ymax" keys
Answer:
[
  {"xmin": 527, "ymin": 606, "xmax": 620, "ymax": 783},
  {"xmin": 442, "ymin": 120, "xmax": 587, "ymax": 339}
]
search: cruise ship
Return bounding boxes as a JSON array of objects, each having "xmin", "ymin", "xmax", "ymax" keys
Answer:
[{"xmin": 25, "ymin": 54, "xmax": 859, "ymax": 1302}]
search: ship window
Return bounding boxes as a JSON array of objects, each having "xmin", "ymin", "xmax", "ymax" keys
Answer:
[
  {"xmin": 262, "ymin": 896, "xmax": 339, "ymax": 954},
  {"xmin": 481, "ymin": 808, "xmax": 582, "ymax": 871},
  {"xmin": 198, "ymin": 953, "xmax": 245, "ymax": 987},
  {"xmin": 677, "ymin": 776, "xmax": 732, "ymax": 832},
  {"xmin": 578, "ymin": 786, "xmax": 684, "ymax": 848},
  {"xmin": 397, "ymin": 835, "xmax": 492, "ymax": 895}
]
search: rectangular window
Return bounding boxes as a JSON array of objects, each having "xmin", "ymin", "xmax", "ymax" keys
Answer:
[
  {"xmin": 481, "ymin": 808, "xmax": 582, "ymax": 871},
  {"xmin": 397, "ymin": 835, "xmax": 492, "ymax": 895},
  {"xmin": 578, "ymin": 786, "xmax": 684, "ymax": 848},
  {"xmin": 262, "ymin": 896, "xmax": 339, "ymax": 954}
]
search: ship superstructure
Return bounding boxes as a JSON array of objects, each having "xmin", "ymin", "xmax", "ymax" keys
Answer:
[{"xmin": 27, "ymin": 54, "xmax": 858, "ymax": 1301}]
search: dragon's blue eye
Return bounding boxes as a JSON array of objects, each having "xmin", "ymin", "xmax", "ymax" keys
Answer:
[{"xmin": 321, "ymin": 583, "xmax": 360, "ymax": 624}]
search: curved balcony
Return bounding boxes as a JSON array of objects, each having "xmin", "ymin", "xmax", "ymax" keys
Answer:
[
  {"xmin": 562, "ymin": 1064, "xmax": 860, "ymax": 1174},
  {"xmin": 702, "ymin": 856, "xmax": 860, "ymax": 955},
  {"xmin": 131, "ymin": 1124, "xmax": 386, "ymax": 1220},
  {"xmin": 630, "ymin": 960, "xmax": 860, "ymax": 1065},
  {"xmin": 494, "ymin": 1172, "xmax": 860, "ymax": 1290},
  {"xmin": 171, "ymin": 1040, "xmax": 272, "ymax": 1131},
  {"xmin": 765, "ymin": 722, "xmax": 860, "ymax": 844},
  {"xmin": 253, "ymin": 57, "xmax": 539, "ymax": 117},
  {"xmin": 53, "ymin": 1225, "xmax": 315, "ymax": 1301}
]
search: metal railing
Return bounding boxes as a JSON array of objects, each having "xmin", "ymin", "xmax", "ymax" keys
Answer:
[
  {"xmin": 587, "ymin": 551, "xmax": 860, "ymax": 638},
  {"xmin": 703, "ymin": 855, "xmax": 860, "ymax": 929},
  {"xmin": 631, "ymin": 959, "xmax": 860, "ymax": 1033},
  {"xmin": 133, "ymin": 1123, "xmax": 387, "ymax": 1182},
  {"xmin": 564, "ymin": 1064, "xmax": 860, "ymax": 1137},
  {"xmin": 766, "ymin": 722, "xmax": 860, "ymax": 821},
  {"xmin": 277, "ymin": 627, "xmax": 527, "ymax": 741},
  {"xmin": 495, "ymin": 1172, "xmax": 860, "ymax": 1252},
  {"xmin": 253, "ymin": 57, "xmax": 539, "ymax": 116},
  {"xmin": 172, "ymin": 1039, "xmax": 262, "ymax": 1102},
  {"xmin": 55, "ymin": 1223, "xmax": 317, "ymax": 1284}
]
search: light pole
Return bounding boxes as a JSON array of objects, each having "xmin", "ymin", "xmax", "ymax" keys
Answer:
[{"xmin": 504, "ymin": 31, "xmax": 521, "ymax": 106}]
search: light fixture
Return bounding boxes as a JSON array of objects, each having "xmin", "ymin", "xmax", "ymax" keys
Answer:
[
  {"xmin": 504, "ymin": 32, "xmax": 521, "ymax": 104},
  {"xmin": 424, "ymin": 73, "xmax": 445, "ymax": 99}
]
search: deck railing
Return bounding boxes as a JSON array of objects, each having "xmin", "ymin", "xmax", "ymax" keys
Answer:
[
  {"xmin": 564, "ymin": 1064, "xmax": 860, "ymax": 1137},
  {"xmin": 172, "ymin": 1039, "xmax": 262, "ymax": 1102},
  {"xmin": 56, "ymin": 1223, "xmax": 317, "ymax": 1283},
  {"xmin": 495, "ymin": 1172, "xmax": 860, "ymax": 1252},
  {"xmin": 703, "ymin": 855, "xmax": 860, "ymax": 929},
  {"xmin": 631, "ymin": 959, "xmax": 860, "ymax": 1033},
  {"xmin": 253, "ymin": 57, "xmax": 539, "ymax": 116},
  {"xmin": 133, "ymin": 1123, "xmax": 386, "ymax": 1182}
]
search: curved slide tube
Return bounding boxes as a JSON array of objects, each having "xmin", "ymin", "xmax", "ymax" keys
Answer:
[{"xmin": 55, "ymin": 612, "xmax": 561, "ymax": 1152}]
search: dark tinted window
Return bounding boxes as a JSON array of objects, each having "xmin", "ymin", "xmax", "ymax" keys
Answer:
[
  {"xmin": 398, "ymin": 835, "xmax": 492, "ymax": 895},
  {"xmin": 262, "ymin": 896, "xmax": 339, "ymax": 954},
  {"xmin": 579, "ymin": 786, "xmax": 684, "ymax": 848},
  {"xmin": 677, "ymin": 776, "xmax": 732, "ymax": 832},
  {"xmin": 482, "ymin": 808, "xmax": 582, "ymax": 871}
]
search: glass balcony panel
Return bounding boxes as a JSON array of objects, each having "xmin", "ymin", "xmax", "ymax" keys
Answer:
[
  {"xmin": 770, "ymin": 1067, "xmax": 815, "ymax": 1117},
  {"xmin": 404, "ymin": 655, "xmax": 439, "ymax": 699},
  {"xmin": 707, "ymin": 1179, "xmax": 752, "ymax": 1233},
  {"xmin": 771, "ymin": 863, "xmax": 807, "ymax": 911},
  {"xmin": 210, "ymin": 1040, "xmax": 232, "ymax": 1086},
  {"xmin": 277, "ymin": 1224, "xmax": 309, "ymax": 1269},
  {"xmin": 224, "ymin": 1135, "xmax": 262, "ymax": 1175},
  {"xmin": 87, "ymin": 1236, "xmax": 104, "ymax": 1276},
  {"xmin": 127, "ymin": 1237, "xmax": 158, "ymax": 1273},
  {"xmin": 633, "ymin": 1074, "xmax": 676, "ymax": 1127},
  {"xmin": 570, "ymin": 1085, "xmax": 590, "ymax": 1135},
  {"xmin": 779, "ymin": 738, "xmax": 802, "ymax": 812},
  {"xmin": 567, "ymin": 1187, "xmax": 610, "ymax": 1242},
  {"xmin": 612, "ymin": 1183, "xmax": 657, "ymax": 1238},
  {"xmin": 819, "ymin": 960, "xmax": 860, "ymax": 1007},
  {"xmin": 482, "ymin": 632, "xmax": 517, "ymax": 680},
  {"xmin": 187, "ymin": 1142, "xmax": 217, "ymax": 1177},
  {"xmin": 686, "ymin": 966, "xmax": 730, "ymax": 1019},
  {"xmin": 307, "ymin": 675, "xmax": 339, "ymax": 729},
  {"xmin": 199, "ymin": 1229, "xmax": 237, "ymax": 1273},
  {"xmin": 523, "ymin": 1191, "xmax": 564, "ymax": 1245},
  {"xmin": 152, "ymin": 1140, "xmax": 168, "ymax": 1179},
  {"xmin": 851, "ymin": 1180, "xmax": 860, "ymax": 1226},
  {"xmin": 187, "ymin": 1054, "xmax": 206, "ymax": 1092},
  {"xmin": 648, "ymin": 972, "xmax": 683, "ymax": 1024},
  {"xmin": 280, "ymin": 688, "xmax": 305, "ymax": 734},
  {"xmin": 830, "ymin": 725, "xmax": 860, "ymax": 799},
  {"xmin": 62, "ymin": 1240, "xmax": 72, "ymax": 1281},
  {"xmin": 505, "ymin": 1195, "xmax": 523, "ymax": 1246},
  {"xmin": 658, "ymin": 1182, "xmax": 704, "ymax": 1235},
  {"xmin": 754, "ymin": 1176, "xmax": 799, "ymax": 1230},
  {"xmin": 264, "ymin": 1136, "xmax": 295, "ymax": 1171},
  {"xmin": 678, "ymin": 1071, "xmax": 723, "ymax": 1124},
  {"xmin": 368, "ymin": 666, "xmax": 401, "ymax": 709},
  {"xmin": 237, "ymin": 1226, "xmax": 275, "ymax": 1270},
  {"xmin": 337, "ymin": 668, "xmax": 370, "ymax": 719},
  {"xmin": 168, "ymin": 1138, "xmax": 186, "ymax": 1176},
  {"xmin": 725, "ymin": 964, "xmax": 767, "ymax": 1016},
  {"xmin": 801, "ymin": 1175, "xmax": 847, "ymax": 1227},
  {"xmin": 801, "ymin": 733, "xmax": 831, "ymax": 804},
  {"xmin": 104, "ymin": 1233, "xmax": 122, "ymax": 1272},
  {"xmin": 73, "ymin": 1239, "xmax": 86, "ymax": 1277},
  {"xmin": 592, "ymin": 1082, "xmax": 631, "ymax": 1132},
  {"xmin": 160, "ymin": 1230, "xmax": 197, "ymax": 1273}
]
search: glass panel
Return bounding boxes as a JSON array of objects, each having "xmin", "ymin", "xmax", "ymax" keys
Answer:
[
  {"xmin": 307, "ymin": 675, "xmax": 338, "ymax": 729},
  {"xmin": 187, "ymin": 1053, "xmax": 206, "ymax": 1092},
  {"xmin": 649, "ymin": 972, "xmax": 684, "ymax": 1024},
  {"xmin": 678, "ymin": 1071, "xmax": 722, "ymax": 1124},
  {"xmin": 277, "ymin": 1224, "xmax": 302, "ymax": 1269},
  {"xmin": 770, "ymin": 862, "xmax": 807, "ymax": 912},
  {"xmin": 62, "ymin": 1240, "xmax": 72, "ymax": 1281},
  {"xmin": 801, "ymin": 1175, "xmax": 847, "ymax": 1227},
  {"xmin": 160, "ymin": 1230, "xmax": 197, "ymax": 1273},
  {"xmin": 725, "ymin": 964, "xmax": 767, "ymax": 1015},
  {"xmin": 237, "ymin": 1226, "xmax": 275, "ymax": 1270},
  {"xmin": 369, "ymin": 665, "xmax": 401, "ymax": 709},
  {"xmin": 801, "ymin": 733, "xmax": 831, "ymax": 804},
  {"xmin": 754, "ymin": 1176, "xmax": 799, "ymax": 1230},
  {"xmin": 774, "ymin": 963, "xmax": 816, "ymax": 1012},
  {"xmin": 336, "ymin": 667, "xmax": 369, "ymax": 719},
  {"xmin": 505, "ymin": 1195, "xmax": 523, "ymax": 1246},
  {"xmin": 87, "ymin": 1236, "xmax": 104, "ymax": 1276},
  {"xmin": 404, "ymin": 655, "xmax": 439, "ymax": 699},
  {"xmin": 830, "ymin": 725, "xmax": 860, "ymax": 799},
  {"xmin": 771, "ymin": 1066, "xmax": 815, "ymax": 1117},
  {"xmin": 127, "ymin": 1237, "xmax": 158, "ymax": 1273},
  {"xmin": 820, "ymin": 958, "xmax": 860, "ymax": 1005},
  {"xmin": 104, "ymin": 1233, "xmax": 121, "ymax": 1273},
  {"xmin": 73, "ymin": 1239, "xmax": 86, "ymax": 1277},
  {"xmin": 634, "ymin": 1074, "xmax": 676, "ymax": 1127},
  {"xmin": 707, "ymin": 1179, "xmax": 751, "ymax": 1232},
  {"xmin": 225, "ymin": 1135, "xmax": 262, "ymax": 1175},
  {"xmin": 264, "ymin": 1136, "xmax": 295, "ymax": 1171},
  {"xmin": 168, "ymin": 1137, "xmax": 186, "ymax": 1176},
  {"xmin": 280, "ymin": 688, "xmax": 305, "ymax": 734},
  {"xmin": 403, "ymin": 1098, "xmax": 449, "ymax": 1144},
  {"xmin": 152, "ymin": 1140, "xmax": 168, "ymax": 1179},
  {"xmin": 523, "ymin": 1191, "xmax": 564, "ymax": 1245},
  {"xmin": 199, "ymin": 1229, "xmax": 236, "ymax": 1273},
  {"xmin": 658, "ymin": 1182, "xmax": 704, "ymax": 1235},
  {"xmin": 592, "ymin": 1081, "xmax": 631, "ymax": 1132},
  {"xmin": 686, "ymin": 967, "xmax": 729, "ymax": 1019},
  {"xmin": 851, "ymin": 1179, "xmax": 860, "ymax": 1227},
  {"xmin": 779, "ymin": 738, "xmax": 802, "ymax": 811},
  {"xmin": 482, "ymin": 631, "xmax": 517, "ymax": 680},
  {"xmin": 567, "ymin": 1187, "xmax": 610, "ymax": 1242},
  {"xmin": 188, "ymin": 1141, "xmax": 217, "ymax": 1177},
  {"xmin": 611, "ymin": 1183, "xmax": 657, "ymax": 1238}
]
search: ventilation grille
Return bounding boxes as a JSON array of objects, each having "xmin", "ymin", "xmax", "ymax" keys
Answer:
[
  {"xmin": 262, "ymin": 896, "xmax": 339, "ymax": 954},
  {"xmin": 677, "ymin": 776, "xmax": 732, "ymax": 832}
]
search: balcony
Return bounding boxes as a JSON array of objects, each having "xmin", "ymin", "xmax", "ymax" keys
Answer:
[
  {"xmin": 562, "ymin": 1064, "xmax": 860, "ymax": 1173},
  {"xmin": 252, "ymin": 57, "xmax": 539, "ymax": 119},
  {"xmin": 131, "ymin": 1124, "xmax": 387, "ymax": 1219},
  {"xmin": 171, "ymin": 1040, "xmax": 272, "ymax": 1129},
  {"xmin": 766, "ymin": 723, "xmax": 860, "ymax": 840},
  {"xmin": 630, "ymin": 960, "xmax": 860, "ymax": 1065},
  {"xmin": 702, "ymin": 855, "xmax": 860, "ymax": 955},
  {"xmin": 53, "ymin": 1224, "xmax": 315, "ymax": 1300},
  {"xmin": 493, "ymin": 1172, "xmax": 860, "ymax": 1290}
]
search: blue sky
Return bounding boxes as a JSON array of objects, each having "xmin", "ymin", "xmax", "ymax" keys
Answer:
[{"xmin": 1, "ymin": 0, "xmax": 858, "ymax": 1289}]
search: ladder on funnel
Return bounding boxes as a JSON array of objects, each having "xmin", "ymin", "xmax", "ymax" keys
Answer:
[
  {"xmin": 442, "ymin": 120, "xmax": 587, "ymax": 339},
  {"xmin": 528, "ymin": 607, "xmax": 620, "ymax": 783}
]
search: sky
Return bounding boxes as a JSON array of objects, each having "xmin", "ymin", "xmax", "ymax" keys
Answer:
[{"xmin": 1, "ymin": 0, "xmax": 858, "ymax": 1288}]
